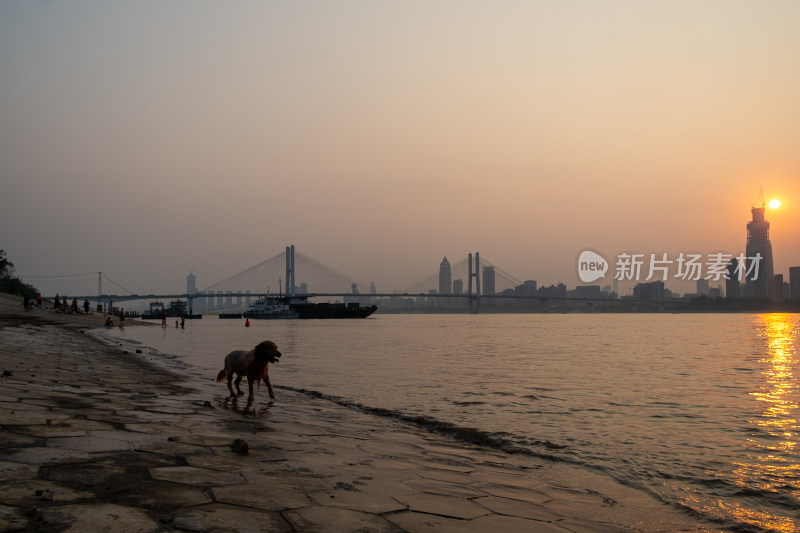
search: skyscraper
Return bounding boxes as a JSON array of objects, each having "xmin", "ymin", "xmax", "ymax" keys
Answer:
[
  {"xmin": 439, "ymin": 257, "xmax": 452, "ymax": 295},
  {"xmin": 725, "ymin": 258, "xmax": 740, "ymax": 298},
  {"xmin": 790, "ymin": 267, "xmax": 800, "ymax": 300},
  {"xmin": 745, "ymin": 205, "xmax": 774, "ymax": 299},
  {"xmin": 483, "ymin": 266, "xmax": 496, "ymax": 295},
  {"xmin": 696, "ymin": 279, "xmax": 710, "ymax": 297},
  {"xmin": 186, "ymin": 272, "xmax": 197, "ymax": 295}
]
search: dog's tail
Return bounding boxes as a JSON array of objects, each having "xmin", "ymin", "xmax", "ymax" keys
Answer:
[{"xmin": 215, "ymin": 369, "xmax": 227, "ymax": 383}]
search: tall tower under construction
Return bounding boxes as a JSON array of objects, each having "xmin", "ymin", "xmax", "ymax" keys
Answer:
[{"xmin": 745, "ymin": 203, "xmax": 774, "ymax": 299}]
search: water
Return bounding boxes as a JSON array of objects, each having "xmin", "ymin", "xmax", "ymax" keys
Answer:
[{"xmin": 97, "ymin": 313, "xmax": 800, "ymax": 532}]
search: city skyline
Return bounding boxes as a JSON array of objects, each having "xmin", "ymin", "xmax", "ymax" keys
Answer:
[{"xmin": 2, "ymin": 2, "xmax": 799, "ymax": 295}]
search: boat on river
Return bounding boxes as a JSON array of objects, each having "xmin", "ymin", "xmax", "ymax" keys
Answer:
[
  {"xmin": 244, "ymin": 295, "xmax": 377, "ymax": 319},
  {"xmin": 141, "ymin": 300, "xmax": 202, "ymax": 320},
  {"xmin": 243, "ymin": 296, "xmax": 299, "ymax": 319}
]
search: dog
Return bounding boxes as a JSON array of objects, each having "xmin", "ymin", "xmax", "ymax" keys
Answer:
[{"xmin": 215, "ymin": 340, "xmax": 281, "ymax": 401}]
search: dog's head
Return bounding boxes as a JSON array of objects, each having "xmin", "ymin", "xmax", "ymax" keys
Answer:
[{"xmin": 254, "ymin": 340, "xmax": 281, "ymax": 364}]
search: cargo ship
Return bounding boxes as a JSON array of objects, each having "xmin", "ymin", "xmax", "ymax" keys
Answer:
[{"xmin": 244, "ymin": 295, "xmax": 376, "ymax": 319}]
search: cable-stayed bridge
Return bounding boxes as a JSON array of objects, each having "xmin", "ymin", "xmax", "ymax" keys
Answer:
[{"xmin": 202, "ymin": 248, "xmax": 522, "ymax": 296}]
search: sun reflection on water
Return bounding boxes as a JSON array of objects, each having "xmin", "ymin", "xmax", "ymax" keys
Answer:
[{"xmin": 728, "ymin": 314, "xmax": 800, "ymax": 532}]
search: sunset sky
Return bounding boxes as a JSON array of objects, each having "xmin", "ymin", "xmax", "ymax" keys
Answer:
[{"xmin": 2, "ymin": 1, "xmax": 799, "ymax": 297}]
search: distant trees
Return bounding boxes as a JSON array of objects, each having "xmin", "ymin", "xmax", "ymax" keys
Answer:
[
  {"xmin": 0, "ymin": 249, "xmax": 11, "ymax": 278},
  {"xmin": 0, "ymin": 249, "xmax": 38, "ymax": 297}
]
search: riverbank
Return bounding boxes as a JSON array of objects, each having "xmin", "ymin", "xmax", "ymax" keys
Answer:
[{"xmin": 0, "ymin": 293, "xmax": 707, "ymax": 532}]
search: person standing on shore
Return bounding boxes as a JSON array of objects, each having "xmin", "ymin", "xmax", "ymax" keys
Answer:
[
  {"xmin": 83, "ymin": 299, "xmax": 90, "ymax": 314},
  {"xmin": 161, "ymin": 310, "xmax": 167, "ymax": 328},
  {"xmin": 119, "ymin": 308, "xmax": 125, "ymax": 328},
  {"xmin": 180, "ymin": 316, "xmax": 185, "ymax": 329}
]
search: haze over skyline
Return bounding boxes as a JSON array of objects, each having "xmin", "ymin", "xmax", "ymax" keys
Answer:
[{"xmin": 2, "ymin": 1, "xmax": 799, "ymax": 297}]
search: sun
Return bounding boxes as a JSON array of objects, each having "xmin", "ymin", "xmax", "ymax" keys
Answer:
[{"xmin": 769, "ymin": 199, "xmax": 781, "ymax": 209}]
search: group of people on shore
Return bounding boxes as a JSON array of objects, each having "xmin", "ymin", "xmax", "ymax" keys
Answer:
[
  {"xmin": 22, "ymin": 294, "xmax": 44, "ymax": 312},
  {"xmin": 50, "ymin": 294, "xmax": 91, "ymax": 315},
  {"xmin": 23, "ymin": 294, "xmax": 91, "ymax": 315}
]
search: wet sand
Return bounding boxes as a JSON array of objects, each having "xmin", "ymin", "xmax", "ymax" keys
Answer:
[{"xmin": 0, "ymin": 294, "xmax": 706, "ymax": 532}]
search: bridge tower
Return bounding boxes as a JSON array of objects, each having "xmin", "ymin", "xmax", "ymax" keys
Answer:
[
  {"xmin": 97, "ymin": 272, "xmax": 103, "ymax": 313},
  {"xmin": 285, "ymin": 245, "xmax": 296, "ymax": 297},
  {"xmin": 467, "ymin": 252, "xmax": 481, "ymax": 312}
]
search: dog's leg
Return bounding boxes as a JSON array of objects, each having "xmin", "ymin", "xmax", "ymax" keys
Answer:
[
  {"xmin": 226, "ymin": 374, "xmax": 236, "ymax": 398},
  {"xmin": 264, "ymin": 369, "xmax": 275, "ymax": 399},
  {"xmin": 234, "ymin": 375, "xmax": 245, "ymax": 396}
]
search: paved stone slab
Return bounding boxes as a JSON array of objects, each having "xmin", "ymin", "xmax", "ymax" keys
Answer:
[
  {"xmin": 139, "ymin": 485, "xmax": 213, "ymax": 510},
  {"xmin": 35, "ymin": 503, "xmax": 158, "ymax": 532},
  {"xmin": 0, "ymin": 410, "xmax": 69, "ymax": 425},
  {"xmin": 386, "ymin": 511, "xmax": 478, "ymax": 533},
  {"xmin": 149, "ymin": 465, "xmax": 246, "ymax": 486},
  {"xmin": 309, "ymin": 489, "xmax": 407, "ymax": 513},
  {"xmin": 186, "ymin": 451, "xmax": 286, "ymax": 473},
  {"xmin": 133, "ymin": 438, "xmax": 215, "ymax": 456},
  {"xmin": 172, "ymin": 503, "xmax": 291, "ymax": 532},
  {"xmin": 473, "ymin": 495, "xmax": 565, "ymax": 522},
  {"xmin": 213, "ymin": 482, "xmax": 312, "ymax": 511},
  {"xmin": 283, "ymin": 505, "xmax": 402, "ymax": 533},
  {"xmin": 168, "ymin": 434, "xmax": 237, "ymax": 446},
  {"xmin": 4, "ymin": 446, "xmax": 91, "ymax": 465},
  {"xmin": 473, "ymin": 482, "xmax": 553, "ymax": 504},
  {"xmin": 0, "ymin": 479, "xmax": 95, "ymax": 506},
  {"xmin": 468, "ymin": 514, "xmax": 566, "ymax": 533},
  {"xmin": 394, "ymin": 492, "xmax": 490, "ymax": 520},
  {"xmin": 47, "ymin": 435, "xmax": 133, "ymax": 453},
  {"xmin": 402, "ymin": 477, "xmax": 489, "ymax": 498}
]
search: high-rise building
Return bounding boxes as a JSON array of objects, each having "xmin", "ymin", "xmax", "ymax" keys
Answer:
[
  {"xmin": 726, "ymin": 258, "xmax": 741, "ymax": 298},
  {"xmin": 790, "ymin": 267, "xmax": 800, "ymax": 300},
  {"xmin": 438, "ymin": 257, "xmax": 452, "ymax": 295},
  {"xmin": 770, "ymin": 274, "xmax": 784, "ymax": 302},
  {"xmin": 452, "ymin": 279, "xmax": 463, "ymax": 295},
  {"xmin": 696, "ymin": 279, "xmax": 710, "ymax": 297},
  {"xmin": 186, "ymin": 272, "xmax": 197, "ymax": 295},
  {"xmin": 482, "ymin": 266, "xmax": 496, "ymax": 295},
  {"xmin": 745, "ymin": 205, "xmax": 774, "ymax": 298},
  {"xmin": 634, "ymin": 280, "xmax": 665, "ymax": 301}
]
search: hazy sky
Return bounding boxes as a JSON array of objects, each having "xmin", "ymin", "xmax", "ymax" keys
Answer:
[{"xmin": 2, "ymin": 1, "xmax": 799, "ymax": 297}]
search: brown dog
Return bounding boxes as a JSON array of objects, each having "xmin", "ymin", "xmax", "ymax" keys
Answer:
[{"xmin": 215, "ymin": 340, "xmax": 281, "ymax": 401}]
